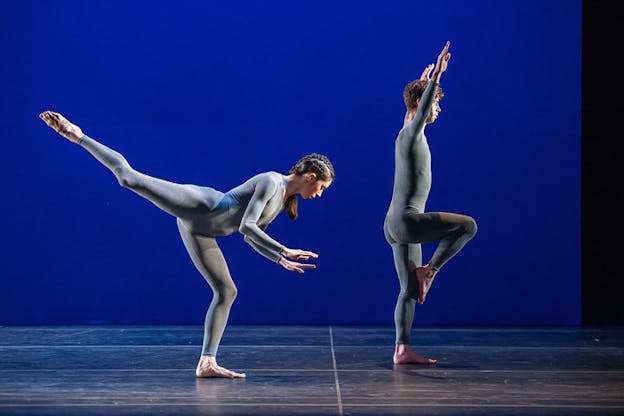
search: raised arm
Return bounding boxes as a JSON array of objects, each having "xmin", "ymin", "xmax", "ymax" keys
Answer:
[
  {"xmin": 431, "ymin": 41, "xmax": 451, "ymax": 83},
  {"xmin": 404, "ymin": 41, "xmax": 451, "ymax": 137}
]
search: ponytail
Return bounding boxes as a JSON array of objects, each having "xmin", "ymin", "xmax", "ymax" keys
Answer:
[{"xmin": 285, "ymin": 194, "xmax": 298, "ymax": 220}]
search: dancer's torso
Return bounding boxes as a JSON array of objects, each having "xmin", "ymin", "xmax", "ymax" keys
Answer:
[
  {"xmin": 188, "ymin": 171, "xmax": 287, "ymax": 236},
  {"xmin": 386, "ymin": 128, "xmax": 432, "ymax": 216}
]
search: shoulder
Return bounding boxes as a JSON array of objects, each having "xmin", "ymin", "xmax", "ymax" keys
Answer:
[
  {"xmin": 251, "ymin": 171, "xmax": 282, "ymax": 185},
  {"xmin": 249, "ymin": 171, "xmax": 282, "ymax": 194},
  {"xmin": 397, "ymin": 123, "xmax": 425, "ymax": 146}
]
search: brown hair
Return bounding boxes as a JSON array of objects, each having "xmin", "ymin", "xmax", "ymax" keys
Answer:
[
  {"xmin": 403, "ymin": 79, "xmax": 444, "ymax": 111},
  {"xmin": 285, "ymin": 153, "xmax": 335, "ymax": 220}
]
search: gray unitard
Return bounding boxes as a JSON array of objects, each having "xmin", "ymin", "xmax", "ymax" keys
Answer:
[
  {"xmin": 78, "ymin": 135, "xmax": 288, "ymax": 356},
  {"xmin": 383, "ymin": 81, "xmax": 478, "ymax": 344}
]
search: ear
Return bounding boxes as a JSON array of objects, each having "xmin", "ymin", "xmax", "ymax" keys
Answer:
[{"xmin": 305, "ymin": 172, "xmax": 318, "ymax": 182}]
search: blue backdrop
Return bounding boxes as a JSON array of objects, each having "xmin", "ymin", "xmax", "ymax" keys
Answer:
[{"xmin": 0, "ymin": 0, "xmax": 581, "ymax": 325}]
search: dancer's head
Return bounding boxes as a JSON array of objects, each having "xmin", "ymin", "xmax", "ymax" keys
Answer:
[
  {"xmin": 403, "ymin": 79, "xmax": 444, "ymax": 124},
  {"xmin": 285, "ymin": 153, "xmax": 335, "ymax": 220}
]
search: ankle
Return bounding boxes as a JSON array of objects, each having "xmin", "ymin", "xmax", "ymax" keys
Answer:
[
  {"xmin": 395, "ymin": 343, "xmax": 410, "ymax": 354},
  {"xmin": 199, "ymin": 355, "xmax": 217, "ymax": 366}
]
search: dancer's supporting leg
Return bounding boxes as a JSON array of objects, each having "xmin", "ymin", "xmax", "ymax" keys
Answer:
[
  {"xmin": 391, "ymin": 243, "xmax": 437, "ymax": 365},
  {"xmin": 388, "ymin": 212, "xmax": 476, "ymax": 365},
  {"xmin": 177, "ymin": 220, "xmax": 244, "ymax": 378}
]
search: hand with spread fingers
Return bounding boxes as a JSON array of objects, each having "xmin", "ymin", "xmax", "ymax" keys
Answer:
[{"xmin": 278, "ymin": 257, "xmax": 317, "ymax": 274}]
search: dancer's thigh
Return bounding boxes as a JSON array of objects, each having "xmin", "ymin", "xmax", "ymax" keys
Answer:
[{"xmin": 390, "ymin": 211, "xmax": 472, "ymax": 244}]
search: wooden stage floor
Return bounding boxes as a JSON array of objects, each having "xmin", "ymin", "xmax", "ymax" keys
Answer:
[{"xmin": 1, "ymin": 325, "xmax": 623, "ymax": 415}]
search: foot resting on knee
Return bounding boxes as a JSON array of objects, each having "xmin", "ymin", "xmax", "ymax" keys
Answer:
[
  {"xmin": 39, "ymin": 111, "xmax": 84, "ymax": 143},
  {"xmin": 196, "ymin": 355, "xmax": 246, "ymax": 378},
  {"xmin": 415, "ymin": 264, "xmax": 438, "ymax": 304},
  {"xmin": 393, "ymin": 343, "xmax": 437, "ymax": 365}
]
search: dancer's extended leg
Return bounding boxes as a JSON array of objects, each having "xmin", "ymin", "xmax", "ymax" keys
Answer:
[
  {"xmin": 177, "ymin": 219, "xmax": 244, "ymax": 378},
  {"xmin": 39, "ymin": 111, "xmax": 218, "ymax": 220}
]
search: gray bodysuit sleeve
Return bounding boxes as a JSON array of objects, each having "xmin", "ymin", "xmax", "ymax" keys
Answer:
[
  {"xmin": 244, "ymin": 232, "xmax": 282, "ymax": 263},
  {"xmin": 239, "ymin": 176, "xmax": 285, "ymax": 261}
]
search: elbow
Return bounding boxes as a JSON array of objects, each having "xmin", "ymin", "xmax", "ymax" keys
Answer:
[{"xmin": 238, "ymin": 222, "xmax": 254, "ymax": 236}]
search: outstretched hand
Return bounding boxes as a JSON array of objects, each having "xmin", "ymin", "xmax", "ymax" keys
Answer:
[
  {"xmin": 278, "ymin": 247, "xmax": 319, "ymax": 273},
  {"xmin": 278, "ymin": 257, "xmax": 317, "ymax": 274},
  {"xmin": 281, "ymin": 247, "xmax": 319, "ymax": 261}
]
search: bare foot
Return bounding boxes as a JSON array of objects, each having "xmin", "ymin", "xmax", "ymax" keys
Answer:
[
  {"xmin": 39, "ymin": 111, "xmax": 84, "ymax": 143},
  {"xmin": 415, "ymin": 264, "xmax": 437, "ymax": 304},
  {"xmin": 196, "ymin": 355, "xmax": 246, "ymax": 378},
  {"xmin": 393, "ymin": 344, "xmax": 437, "ymax": 365}
]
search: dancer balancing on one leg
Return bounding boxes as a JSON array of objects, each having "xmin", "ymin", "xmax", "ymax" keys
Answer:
[
  {"xmin": 40, "ymin": 111, "xmax": 335, "ymax": 378},
  {"xmin": 383, "ymin": 41, "xmax": 477, "ymax": 365}
]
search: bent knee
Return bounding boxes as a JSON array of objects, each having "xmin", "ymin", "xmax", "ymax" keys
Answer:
[
  {"xmin": 218, "ymin": 285, "xmax": 238, "ymax": 304},
  {"xmin": 114, "ymin": 166, "xmax": 139, "ymax": 188},
  {"xmin": 462, "ymin": 217, "xmax": 478, "ymax": 237}
]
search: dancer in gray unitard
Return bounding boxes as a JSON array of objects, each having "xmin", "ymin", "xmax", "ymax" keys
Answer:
[
  {"xmin": 39, "ymin": 111, "xmax": 334, "ymax": 378},
  {"xmin": 383, "ymin": 41, "xmax": 477, "ymax": 365}
]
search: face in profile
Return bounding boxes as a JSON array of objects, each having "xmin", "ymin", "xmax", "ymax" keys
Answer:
[
  {"xmin": 300, "ymin": 173, "xmax": 332, "ymax": 199},
  {"xmin": 426, "ymin": 98, "xmax": 441, "ymax": 124}
]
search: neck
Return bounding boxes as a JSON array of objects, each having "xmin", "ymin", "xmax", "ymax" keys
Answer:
[
  {"xmin": 403, "ymin": 110, "xmax": 416, "ymax": 128},
  {"xmin": 285, "ymin": 174, "xmax": 304, "ymax": 199}
]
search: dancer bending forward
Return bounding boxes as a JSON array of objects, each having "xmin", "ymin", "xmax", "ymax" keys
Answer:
[
  {"xmin": 40, "ymin": 111, "xmax": 334, "ymax": 378},
  {"xmin": 383, "ymin": 41, "xmax": 477, "ymax": 366}
]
